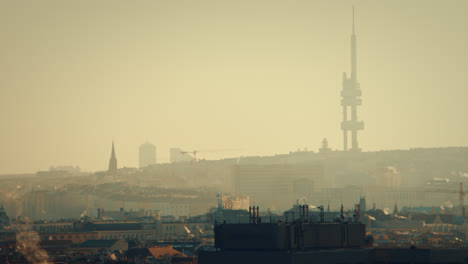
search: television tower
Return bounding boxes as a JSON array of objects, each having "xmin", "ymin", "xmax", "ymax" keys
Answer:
[{"xmin": 341, "ymin": 7, "xmax": 364, "ymax": 151}]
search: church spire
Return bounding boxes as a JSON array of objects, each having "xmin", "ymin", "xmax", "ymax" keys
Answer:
[
  {"xmin": 108, "ymin": 141, "xmax": 117, "ymax": 173},
  {"xmin": 111, "ymin": 141, "xmax": 116, "ymax": 158}
]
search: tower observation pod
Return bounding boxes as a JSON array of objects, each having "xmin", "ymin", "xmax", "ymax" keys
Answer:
[{"xmin": 341, "ymin": 7, "xmax": 364, "ymax": 152}]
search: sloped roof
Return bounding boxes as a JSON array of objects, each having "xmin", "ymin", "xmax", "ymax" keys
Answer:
[
  {"xmin": 82, "ymin": 222, "xmax": 142, "ymax": 231},
  {"xmin": 147, "ymin": 245, "xmax": 186, "ymax": 259},
  {"xmin": 40, "ymin": 240, "xmax": 73, "ymax": 248},
  {"xmin": 126, "ymin": 247, "xmax": 151, "ymax": 258},
  {"xmin": 75, "ymin": 239, "xmax": 118, "ymax": 248}
]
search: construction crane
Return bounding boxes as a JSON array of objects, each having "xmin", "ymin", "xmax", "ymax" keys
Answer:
[
  {"xmin": 179, "ymin": 148, "xmax": 244, "ymax": 163},
  {"xmin": 180, "ymin": 150, "xmax": 198, "ymax": 162},
  {"xmin": 424, "ymin": 182, "xmax": 466, "ymax": 217}
]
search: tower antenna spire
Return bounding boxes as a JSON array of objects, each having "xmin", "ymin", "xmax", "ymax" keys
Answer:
[
  {"xmin": 341, "ymin": 6, "xmax": 364, "ymax": 152},
  {"xmin": 352, "ymin": 5, "xmax": 355, "ymax": 34}
]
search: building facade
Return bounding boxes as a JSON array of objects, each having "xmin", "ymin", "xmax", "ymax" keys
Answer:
[{"xmin": 139, "ymin": 142, "xmax": 156, "ymax": 168}]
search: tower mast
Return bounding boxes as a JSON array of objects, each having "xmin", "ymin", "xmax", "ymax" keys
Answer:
[
  {"xmin": 351, "ymin": 6, "xmax": 357, "ymax": 82},
  {"xmin": 341, "ymin": 7, "xmax": 364, "ymax": 152}
]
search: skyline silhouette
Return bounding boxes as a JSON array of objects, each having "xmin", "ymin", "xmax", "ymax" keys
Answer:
[{"xmin": 1, "ymin": 0, "xmax": 468, "ymax": 174}]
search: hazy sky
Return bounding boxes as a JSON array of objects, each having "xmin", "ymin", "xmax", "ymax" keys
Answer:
[{"xmin": 1, "ymin": 0, "xmax": 467, "ymax": 174}]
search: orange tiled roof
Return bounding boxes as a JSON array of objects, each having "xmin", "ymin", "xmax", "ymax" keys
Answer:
[{"xmin": 147, "ymin": 245, "xmax": 186, "ymax": 259}]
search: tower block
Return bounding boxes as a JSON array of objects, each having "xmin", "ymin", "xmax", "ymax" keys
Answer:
[{"xmin": 341, "ymin": 7, "xmax": 364, "ymax": 151}]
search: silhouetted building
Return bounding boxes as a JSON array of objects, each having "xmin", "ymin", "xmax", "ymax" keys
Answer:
[
  {"xmin": 108, "ymin": 141, "xmax": 117, "ymax": 173},
  {"xmin": 341, "ymin": 8, "xmax": 364, "ymax": 152},
  {"xmin": 319, "ymin": 138, "xmax": 331, "ymax": 153},
  {"xmin": 214, "ymin": 221, "xmax": 366, "ymax": 251},
  {"xmin": 359, "ymin": 196, "xmax": 366, "ymax": 212},
  {"xmin": 139, "ymin": 142, "xmax": 156, "ymax": 168},
  {"xmin": 0, "ymin": 204, "xmax": 10, "ymax": 228},
  {"xmin": 199, "ymin": 211, "xmax": 368, "ymax": 264}
]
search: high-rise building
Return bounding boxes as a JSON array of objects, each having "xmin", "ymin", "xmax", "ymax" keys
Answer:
[
  {"xmin": 341, "ymin": 7, "xmax": 364, "ymax": 151},
  {"xmin": 359, "ymin": 196, "xmax": 366, "ymax": 212},
  {"xmin": 108, "ymin": 141, "xmax": 118, "ymax": 173},
  {"xmin": 139, "ymin": 142, "xmax": 156, "ymax": 168},
  {"xmin": 0, "ymin": 204, "xmax": 10, "ymax": 228}
]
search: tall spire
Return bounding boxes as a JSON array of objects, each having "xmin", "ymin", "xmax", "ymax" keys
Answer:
[
  {"xmin": 341, "ymin": 6, "xmax": 364, "ymax": 152},
  {"xmin": 111, "ymin": 141, "xmax": 116, "ymax": 158},
  {"xmin": 351, "ymin": 6, "xmax": 357, "ymax": 82},
  {"xmin": 108, "ymin": 141, "xmax": 117, "ymax": 173}
]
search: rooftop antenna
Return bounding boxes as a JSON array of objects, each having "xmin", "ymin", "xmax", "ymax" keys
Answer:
[
  {"xmin": 340, "ymin": 203, "xmax": 345, "ymax": 222},
  {"xmin": 217, "ymin": 194, "xmax": 222, "ymax": 210},
  {"xmin": 318, "ymin": 205, "xmax": 325, "ymax": 223},
  {"xmin": 354, "ymin": 204, "xmax": 361, "ymax": 222}
]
